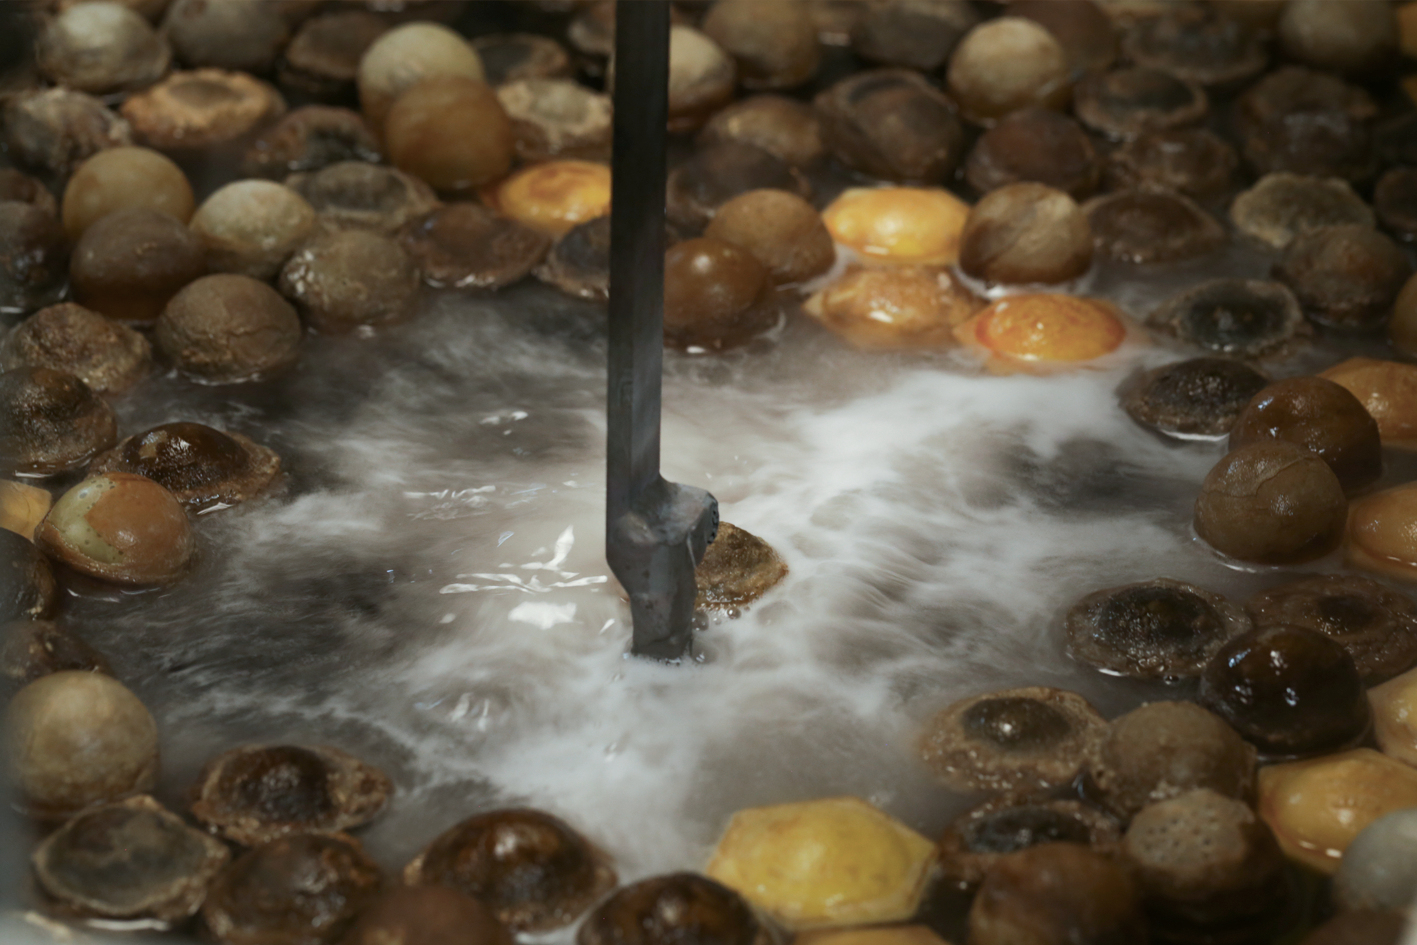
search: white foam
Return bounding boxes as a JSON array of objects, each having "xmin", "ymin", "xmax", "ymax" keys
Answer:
[{"xmin": 43, "ymin": 274, "xmax": 1362, "ymax": 944}]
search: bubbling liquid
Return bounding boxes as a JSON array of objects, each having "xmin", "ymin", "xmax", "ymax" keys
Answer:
[{"xmin": 7, "ymin": 229, "xmax": 1400, "ymax": 944}]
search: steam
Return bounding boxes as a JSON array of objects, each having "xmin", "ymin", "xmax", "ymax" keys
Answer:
[{"xmin": 33, "ymin": 258, "xmax": 1367, "ymax": 942}]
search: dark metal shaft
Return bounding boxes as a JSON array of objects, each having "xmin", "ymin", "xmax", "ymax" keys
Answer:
[
  {"xmin": 606, "ymin": 0, "xmax": 669, "ymax": 512},
  {"xmin": 606, "ymin": 0, "xmax": 717, "ymax": 660}
]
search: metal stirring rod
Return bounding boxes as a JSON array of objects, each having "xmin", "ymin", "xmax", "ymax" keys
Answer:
[{"xmin": 605, "ymin": 0, "xmax": 719, "ymax": 660}]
